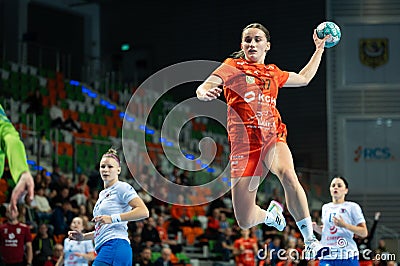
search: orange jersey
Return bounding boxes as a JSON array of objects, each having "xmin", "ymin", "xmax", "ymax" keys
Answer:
[
  {"xmin": 212, "ymin": 58, "xmax": 289, "ymax": 144},
  {"xmin": 233, "ymin": 237, "xmax": 257, "ymax": 266}
]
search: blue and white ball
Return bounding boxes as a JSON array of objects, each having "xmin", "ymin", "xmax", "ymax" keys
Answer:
[{"xmin": 316, "ymin": 21, "xmax": 341, "ymax": 48}]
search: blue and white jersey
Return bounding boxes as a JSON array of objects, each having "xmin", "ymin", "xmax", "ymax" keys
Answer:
[
  {"xmin": 93, "ymin": 181, "xmax": 138, "ymax": 250},
  {"xmin": 321, "ymin": 201, "xmax": 365, "ymax": 259},
  {"xmin": 63, "ymin": 238, "xmax": 95, "ymax": 266}
]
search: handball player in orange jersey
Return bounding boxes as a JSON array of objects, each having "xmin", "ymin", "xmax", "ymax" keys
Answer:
[{"xmin": 196, "ymin": 23, "xmax": 330, "ymax": 258}]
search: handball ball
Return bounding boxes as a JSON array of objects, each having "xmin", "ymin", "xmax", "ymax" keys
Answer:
[{"xmin": 316, "ymin": 21, "xmax": 341, "ymax": 48}]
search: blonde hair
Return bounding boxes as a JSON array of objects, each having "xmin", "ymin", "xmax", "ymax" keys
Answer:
[{"xmin": 102, "ymin": 148, "xmax": 120, "ymax": 165}]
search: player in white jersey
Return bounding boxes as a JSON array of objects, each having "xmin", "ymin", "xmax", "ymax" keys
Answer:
[
  {"xmin": 57, "ymin": 217, "xmax": 95, "ymax": 266},
  {"xmin": 68, "ymin": 149, "xmax": 150, "ymax": 266},
  {"xmin": 312, "ymin": 176, "xmax": 368, "ymax": 266}
]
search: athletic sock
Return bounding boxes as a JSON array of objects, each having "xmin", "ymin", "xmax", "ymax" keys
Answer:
[
  {"xmin": 296, "ymin": 216, "xmax": 314, "ymax": 240},
  {"xmin": 262, "ymin": 209, "xmax": 270, "ymax": 224}
]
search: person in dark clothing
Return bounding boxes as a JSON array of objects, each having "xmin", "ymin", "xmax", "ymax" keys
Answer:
[
  {"xmin": 43, "ymin": 244, "xmax": 63, "ymax": 266},
  {"xmin": 51, "ymin": 201, "xmax": 75, "ymax": 235},
  {"xmin": 214, "ymin": 227, "xmax": 235, "ymax": 261},
  {"xmin": 153, "ymin": 247, "xmax": 173, "ymax": 266},
  {"xmin": 131, "ymin": 233, "xmax": 145, "ymax": 265},
  {"xmin": 141, "ymin": 217, "xmax": 162, "ymax": 250},
  {"xmin": 32, "ymin": 223, "xmax": 56, "ymax": 266},
  {"xmin": 136, "ymin": 247, "xmax": 154, "ymax": 266},
  {"xmin": 356, "ymin": 211, "xmax": 380, "ymax": 265}
]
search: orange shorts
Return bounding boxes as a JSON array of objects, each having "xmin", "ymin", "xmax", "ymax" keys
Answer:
[{"xmin": 230, "ymin": 131, "xmax": 287, "ymax": 178}]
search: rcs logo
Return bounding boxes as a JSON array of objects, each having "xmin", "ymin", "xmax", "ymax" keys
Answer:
[{"xmin": 354, "ymin": 146, "xmax": 394, "ymax": 162}]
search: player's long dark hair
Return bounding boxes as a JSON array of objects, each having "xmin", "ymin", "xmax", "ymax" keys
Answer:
[{"xmin": 230, "ymin": 23, "xmax": 271, "ymax": 59}]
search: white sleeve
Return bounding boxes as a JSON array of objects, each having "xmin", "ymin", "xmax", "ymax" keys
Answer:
[
  {"xmin": 321, "ymin": 204, "xmax": 327, "ymax": 222},
  {"xmin": 351, "ymin": 203, "xmax": 366, "ymax": 225},
  {"xmin": 119, "ymin": 182, "xmax": 139, "ymax": 203}
]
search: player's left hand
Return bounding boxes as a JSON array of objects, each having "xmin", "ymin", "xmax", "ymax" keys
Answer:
[
  {"xmin": 313, "ymin": 30, "xmax": 330, "ymax": 50},
  {"xmin": 68, "ymin": 230, "xmax": 84, "ymax": 241},
  {"xmin": 93, "ymin": 215, "xmax": 112, "ymax": 225},
  {"xmin": 333, "ymin": 215, "xmax": 346, "ymax": 228},
  {"xmin": 9, "ymin": 171, "xmax": 35, "ymax": 216}
]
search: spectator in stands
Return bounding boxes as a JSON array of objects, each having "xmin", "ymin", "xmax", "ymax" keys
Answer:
[
  {"xmin": 138, "ymin": 183, "xmax": 153, "ymax": 209},
  {"xmin": 50, "ymin": 164, "xmax": 61, "ymax": 184},
  {"xmin": 19, "ymin": 198, "xmax": 38, "ymax": 233},
  {"xmin": 375, "ymin": 238, "xmax": 389, "ymax": 255},
  {"xmin": 70, "ymin": 174, "xmax": 89, "ymax": 207},
  {"xmin": 17, "ymin": 202, "xmax": 28, "ymax": 223},
  {"xmin": 130, "ymin": 219, "xmax": 145, "ymax": 236},
  {"xmin": 268, "ymin": 236, "xmax": 283, "ymax": 266},
  {"xmin": 49, "ymin": 174, "xmax": 69, "ymax": 203},
  {"xmin": 206, "ymin": 195, "xmax": 232, "ymax": 217},
  {"xmin": 0, "ymin": 104, "xmax": 35, "ymax": 217},
  {"xmin": 34, "ymin": 172, "xmax": 44, "ymax": 188},
  {"xmin": 154, "ymin": 247, "xmax": 173, "ymax": 266},
  {"xmin": 219, "ymin": 211, "xmax": 230, "ymax": 230},
  {"xmin": 51, "ymin": 186, "xmax": 72, "ymax": 208},
  {"xmin": 166, "ymin": 166, "xmax": 180, "ymax": 183},
  {"xmin": 44, "ymin": 244, "xmax": 63, "ymax": 266},
  {"xmin": 49, "ymin": 100, "xmax": 84, "ymax": 133},
  {"xmin": 51, "ymin": 200, "xmax": 75, "ymax": 235},
  {"xmin": 233, "ymin": 228, "xmax": 258, "ymax": 266},
  {"xmin": 32, "ymin": 186, "xmax": 53, "ymax": 223},
  {"xmin": 41, "ymin": 172, "xmax": 53, "ymax": 198},
  {"xmin": 131, "ymin": 232, "xmax": 145, "ymax": 264},
  {"xmin": 169, "ymin": 194, "xmax": 201, "ymax": 235},
  {"xmin": 275, "ymin": 246, "xmax": 300, "ymax": 266},
  {"xmin": 77, "ymin": 204, "xmax": 94, "ymax": 232},
  {"xmin": 136, "ymin": 247, "xmax": 154, "ymax": 266},
  {"xmin": 152, "ymin": 185, "xmax": 169, "ymax": 214},
  {"xmin": 87, "ymin": 162, "xmax": 102, "ymax": 191},
  {"xmin": 141, "ymin": 217, "xmax": 162, "ymax": 251},
  {"xmin": 74, "ymin": 173, "xmax": 90, "ymax": 198},
  {"xmin": 32, "ymin": 223, "xmax": 56, "ymax": 266},
  {"xmin": 205, "ymin": 208, "xmax": 221, "ymax": 240},
  {"xmin": 214, "ymin": 227, "xmax": 235, "ymax": 261},
  {"xmin": 294, "ymin": 238, "xmax": 305, "ymax": 265},
  {"xmin": 156, "ymin": 215, "xmax": 175, "ymax": 245},
  {"xmin": 0, "ymin": 204, "xmax": 33, "ymax": 266},
  {"xmin": 26, "ymin": 88, "xmax": 44, "ymax": 115},
  {"xmin": 250, "ymin": 225, "xmax": 263, "ymax": 246},
  {"xmin": 311, "ymin": 209, "xmax": 322, "ymax": 225},
  {"xmin": 179, "ymin": 170, "xmax": 191, "ymax": 186},
  {"xmin": 85, "ymin": 189, "xmax": 98, "ymax": 220}
]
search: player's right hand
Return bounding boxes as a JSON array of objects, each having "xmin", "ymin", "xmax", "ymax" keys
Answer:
[{"xmin": 197, "ymin": 87, "xmax": 222, "ymax": 101}]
